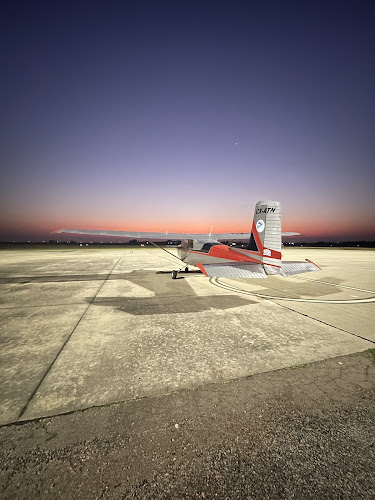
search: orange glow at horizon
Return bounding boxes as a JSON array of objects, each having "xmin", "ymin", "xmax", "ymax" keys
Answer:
[{"xmin": 1, "ymin": 213, "xmax": 374, "ymax": 241}]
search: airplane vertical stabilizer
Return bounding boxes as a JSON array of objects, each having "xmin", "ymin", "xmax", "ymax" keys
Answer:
[{"xmin": 246, "ymin": 200, "xmax": 282, "ymax": 273}]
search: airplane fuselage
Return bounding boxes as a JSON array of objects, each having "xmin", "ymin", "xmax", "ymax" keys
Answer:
[{"xmin": 177, "ymin": 239, "xmax": 262, "ymax": 267}]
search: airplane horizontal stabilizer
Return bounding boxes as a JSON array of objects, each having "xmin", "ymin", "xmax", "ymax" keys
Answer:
[
  {"xmin": 197, "ymin": 262, "xmax": 266, "ymax": 279},
  {"xmin": 280, "ymin": 259, "xmax": 321, "ymax": 277}
]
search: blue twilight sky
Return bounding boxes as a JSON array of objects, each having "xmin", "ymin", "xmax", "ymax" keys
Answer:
[{"xmin": 1, "ymin": 0, "xmax": 374, "ymax": 241}]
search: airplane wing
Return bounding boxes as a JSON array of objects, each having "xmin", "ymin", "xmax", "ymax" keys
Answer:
[
  {"xmin": 57, "ymin": 229, "xmax": 215, "ymax": 240},
  {"xmin": 56, "ymin": 229, "xmax": 300, "ymax": 240}
]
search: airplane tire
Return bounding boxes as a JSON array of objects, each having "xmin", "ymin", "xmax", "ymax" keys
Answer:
[
  {"xmin": 185, "ymin": 267, "xmax": 189, "ymax": 272},
  {"xmin": 172, "ymin": 270, "xmax": 178, "ymax": 279}
]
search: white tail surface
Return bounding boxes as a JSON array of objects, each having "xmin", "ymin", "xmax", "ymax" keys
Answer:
[
  {"xmin": 281, "ymin": 260, "xmax": 321, "ymax": 277},
  {"xmin": 246, "ymin": 200, "xmax": 282, "ymax": 272},
  {"xmin": 198, "ymin": 262, "xmax": 267, "ymax": 279}
]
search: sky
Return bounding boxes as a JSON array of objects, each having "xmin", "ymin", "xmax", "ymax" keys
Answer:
[{"xmin": 1, "ymin": 0, "xmax": 374, "ymax": 242}]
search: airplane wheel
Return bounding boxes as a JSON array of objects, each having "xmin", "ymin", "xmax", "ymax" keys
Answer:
[
  {"xmin": 172, "ymin": 270, "xmax": 178, "ymax": 279},
  {"xmin": 185, "ymin": 267, "xmax": 189, "ymax": 273}
]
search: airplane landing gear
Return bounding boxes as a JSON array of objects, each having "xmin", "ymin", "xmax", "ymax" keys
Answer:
[{"xmin": 171, "ymin": 265, "xmax": 189, "ymax": 279}]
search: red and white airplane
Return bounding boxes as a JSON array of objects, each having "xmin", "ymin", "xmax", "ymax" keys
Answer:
[{"xmin": 58, "ymin": 200, "xmax": 320, "ymax": 279}]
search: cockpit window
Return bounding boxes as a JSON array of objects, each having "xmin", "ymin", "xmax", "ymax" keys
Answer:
[{"xmin": 201, "ymin": 242, "xmax": 220, "ymax": 253}]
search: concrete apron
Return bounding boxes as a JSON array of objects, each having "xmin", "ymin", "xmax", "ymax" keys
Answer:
[{"xmin": 0, "ymin": 247, "xmax": 374, "ymax": 425}]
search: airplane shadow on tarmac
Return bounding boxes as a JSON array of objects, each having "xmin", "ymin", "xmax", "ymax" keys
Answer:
[
  {"xmin": 91, "ymin": 295, "xmax": 255, "ymax": 315},
  {"xmin": 156, "ymin": 270, "xmax": 202, "ymax": 276},
  {"xmin": 0, "ymin": 273, "xmax": 137, "ymax": 284},
  {"xmin": 0, "ymin": 275, "xmax": 345, "ymax": 301},
  {"xmin": 90, "ymin": 270, "xmax": 256, "ymax": 315}
]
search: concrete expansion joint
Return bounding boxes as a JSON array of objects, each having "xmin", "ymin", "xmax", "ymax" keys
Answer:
[
  {"xmin": 271, "ymin": 302, "xmax": 375, "ymax": 346},
  {"xmin": 16, "ymin": 253, "xmax": 124, "ymax": 421},
  {"xmin": 211, "ymin": 275, "xmax": 374, "ymax": 344}
]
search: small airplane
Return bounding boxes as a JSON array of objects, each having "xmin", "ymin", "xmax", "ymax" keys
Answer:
[{"xmin": 58, "ymin": 200, "xmax": 320, "ymax": 279}]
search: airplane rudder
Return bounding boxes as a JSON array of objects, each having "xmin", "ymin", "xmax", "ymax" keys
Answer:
[
  {"xmin": 247, "ymin": 200, "xmax": 281, "ymax": 260},
  {"xmin": 261, "ymin": 200, "xmax": 281, "ymax": 255}
]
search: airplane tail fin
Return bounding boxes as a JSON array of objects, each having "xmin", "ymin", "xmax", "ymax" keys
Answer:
[
  {"xmin": 245, "ymin": 200, "xmax": 282, "ymax": 273},
  {"xmin": 195, "ymin": 200, "xmax": 321, "ymax": 279}
]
